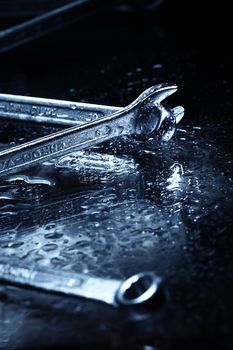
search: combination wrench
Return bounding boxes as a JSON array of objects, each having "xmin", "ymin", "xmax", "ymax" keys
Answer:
[
  {"xmin": 0, "ymin": 92, "xmax": 120, "ymax": 127},
  {"xmin": 0, "ymin": 258, "xmax": 162, "ymax": 307},
  {"xmin": 0, "ymin": 83, "xmax": 184, "ymax": 177},
  {"xmin": 0, "ymin": 87, "xmax": 183, "ymax": 128}
]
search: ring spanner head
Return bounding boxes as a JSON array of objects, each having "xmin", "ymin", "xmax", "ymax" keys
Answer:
[{"xmin": 116, "ymin": 271, "xmax": 162, "ymax": 306}]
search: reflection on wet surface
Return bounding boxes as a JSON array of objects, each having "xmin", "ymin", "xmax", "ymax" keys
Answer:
[
  {"xmin": 0, "ymin": 120, "xmax": 232, "ymax": 280},
  {"xmin": 1, "ymin": 113, "xmax": 232, "ymax": 348},
  {"xmin": 0, "ymin": 17, "xmax": 232, "ymax": 345}
]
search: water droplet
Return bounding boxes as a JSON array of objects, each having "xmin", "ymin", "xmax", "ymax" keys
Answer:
[
  {"xmin": 44, "ymin": 232, "xmax": 63, "ymax": 239},
  {"xmin": 42, "ymin": 243, "xmax": 58, "ymax": 252}
]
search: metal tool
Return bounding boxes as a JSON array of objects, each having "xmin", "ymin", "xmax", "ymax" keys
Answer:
[
  {"xmin": 0, "ymin": 0, "xmax": 163, "ymax": 17},
  {"xmin": 0, "ymin": 93, "xmax": 120, "ymax": 127},
  {"xmin": 0, "ymin": 84, "xmax": 184, "ymax": 177},
  {"xmin": 0, "ymin": 89, "xmax": 183, "ymax": 128},
  {"xmin": 0, "ymin": 259, "xmax": 162, "ymax": 307},
  {"xmin": 0, "ymin": 0, "xmax": 123, "ymax": 54},
  {"xmin": 0, "ymin": 0, "xmax": 162, "ymax": 54},
  {"xmin": 0, "ymin": 0, "xmax": 162, "ymax": 18},
  {"xmin": 0, "ymin": 0, "xmax": 70, "ymax": 17}
]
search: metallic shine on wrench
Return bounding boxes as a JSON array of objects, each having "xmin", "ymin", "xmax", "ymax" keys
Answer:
[
  {"xmin": 0, "ymin": 87, "xmax": 183, "ymax": 128},
  {"xmin": 0, "ymin": 84, "xmax": 184, "ymax": 177},
  {"xmin": 0, "ymin": 259, "xmax": 162, "ymax": 307},
  {"xmin": 0, "ymin": 93, "xmax": 120, "ymax": 127}
]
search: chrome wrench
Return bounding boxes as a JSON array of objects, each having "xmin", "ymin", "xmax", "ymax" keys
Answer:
[
  {"xmin": 0, "ymin": 87, "xmax": 183, "ymax": 128},
  {"xmin": 0, "ymin": 93, "xmax": 120, "ymax": 127},
  {"xmin": 0, "ymin": 84, "xmax": 184, "ymax": 177},
  {"xmin": 0, "ymin": 258, "xmax": 162, "ymax": 307}
]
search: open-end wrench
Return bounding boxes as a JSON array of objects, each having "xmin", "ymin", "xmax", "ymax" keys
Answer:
[
  {"xmin": 0, "ymin": 93, "xmax": 120, "ymax": 127},
  {"xmin": 0, "ymin": 87, "xmax": 183, "ymax": 128},
  {"xmin": 0, "ymin": 258, "xmax": 162, "ymax": 307},
  {"xmin": 0, "ymin": 84, "xmax": 184, "ymax": 177}
]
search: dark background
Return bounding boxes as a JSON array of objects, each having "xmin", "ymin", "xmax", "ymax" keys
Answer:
[{"xmin": 0, "ymin": 1, "xmax": 232, "ymax": 349}]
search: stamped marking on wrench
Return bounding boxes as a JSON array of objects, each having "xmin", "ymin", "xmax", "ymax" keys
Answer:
[
  {"xmin": 0, "ymin": 93, "xmax": 120, "ymax": 126},
  {"xmin": 0, "ymin": 84, "xmax": 184, "ymax": 177}
]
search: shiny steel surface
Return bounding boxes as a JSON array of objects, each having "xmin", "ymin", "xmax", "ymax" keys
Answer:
[
  {"xmin": 0, "ymin": 258, "xmax": 161, "ymax": 307},
  {"xmin": 0, "ymin": 93, "xmax": 120, "ymax": 126},
  {"xmin": 0, "ymin": 84, "xmax": 184, "ymax": 177},
  {"xmin": 0, "ymin": 89, "xmax": 183, "ymax": 127},
  {"xmin": 0, "ymin": 1, "xmax": 232, "ymax": 348}
]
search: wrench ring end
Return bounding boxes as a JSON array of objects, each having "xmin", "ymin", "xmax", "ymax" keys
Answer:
[{"xmin": 115, "ymin": 271, "xmax": 162, "ymax": 307}]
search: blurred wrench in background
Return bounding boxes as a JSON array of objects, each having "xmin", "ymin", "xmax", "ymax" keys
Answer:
[
  {"xmin": 0, "ymin": 0, "xmax": 163, "ymax": 54},
  {"xmin": 0, "ymin": 0, "xmax": 163, "ymax": 17}
]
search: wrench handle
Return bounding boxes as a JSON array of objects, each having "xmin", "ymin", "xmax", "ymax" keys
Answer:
[
  {"xmin": 0, "ymin": 93, "xmax": 121, "ymax": 126},
  {"xmin": 0, "ymin": 259, "xmax": 121, "ymax": 305},
  {"xmin": 0, "ymin": 108, "xmax": 134, "ymax": 177},
  {"xmin": 0, "ymin": 258, "xmax": 162, "ymax": 307}
]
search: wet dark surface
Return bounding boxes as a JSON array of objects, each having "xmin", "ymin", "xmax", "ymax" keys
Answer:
[{"xmin": 0, "ymin": 1, "xmax": 232, "ymax": 349}]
